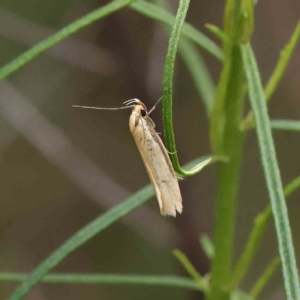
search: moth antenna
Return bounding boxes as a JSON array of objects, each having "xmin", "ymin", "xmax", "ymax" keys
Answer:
[
  {"xmin": 148, "ymin": 96, "xmax": 162, "ymax": 115},
  {"xmin": 72, "ymin": 105, "xmax": 135, "ymax": 110},
  {"xmin": 123, "ymin": 98, "xmax": 139, "ymax": 105},
  {"xmin": 124, "ymin": 99, "xmax": 148, "ymax": 113},
  {"xmin": 124, "ymin": 101, "xmax": 139, "ymax": 106}
]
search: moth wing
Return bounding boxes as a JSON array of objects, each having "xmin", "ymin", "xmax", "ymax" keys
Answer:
[{"xmin": 131, "ymin": 118, "xmax": 182, "ymax": 217}]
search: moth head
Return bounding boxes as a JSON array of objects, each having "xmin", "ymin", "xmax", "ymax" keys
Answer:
[{"xmin": 124, "ymin": 99, "xmax": 148, "ymax": 118}]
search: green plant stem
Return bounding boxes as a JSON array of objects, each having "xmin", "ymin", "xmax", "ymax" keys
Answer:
[
  {"xmin": 284, "ymin": 176, "xmax": 300, "ymax": 196},
  {"xmin": 199, "ymin": 234, "xmax": 215, "ymax": 260},
  {"xmin": 0, "ymin": 0, "xmax": 138, "ymax": 81},
  {"xmin": 162, "ymin": 0, "xmax": 213, "ymax": 176},
  {"xmin": 241, "ymin": 43, "xmax": 300, "ymax": 300},
  {"xmin": 241, "ymin": 20, "xmax": 300, "ymax": 130},
  {"xmin": 208, "ymin": 46, "xmax": 246, "ymax": 300},
  {"xmin": 264, "ymin": 21, "xmax": 300, "ymax": 101},
  {"xmin": 162, "ymin": 0, "xmax": 190, "ymax": 175},
  {"xmin": 0, "ymin": 273, "xmax": 199, "ymax": 290},
  {"xmin": 173, "ymin": 250, "xmax": 208, "ymax": 292},
  {"xmin": 250, "ymin": 257, "xmax": 281, "ymax": 299},
  {"xmin": 225, "ymin": 174, "xmax": 300, "ymax": 291},
  {"xmin": 224, "ymin": 206, "xmax": 270, "ymax": 292},
  {"xmin": 130, "ymin": 1, "xmax": 223, "ymax": 61},
  {"xmin": 271, "ymin": 120, "xmax": 300, "ymax": 132}
]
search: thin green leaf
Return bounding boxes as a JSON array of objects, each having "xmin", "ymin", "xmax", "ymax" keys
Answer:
[
  {"xmin": 135, "ymin": 1, "xmax": 216, "ymax": 117},
  {"xmin": 230, "ymin": 289, "xmax": 253, "ymax": 300},
  {"xmin": 7, "ymin": 155, "xmax": 211, "ymax": 300},
  {"xmin": 250, "ymin": 257, "xmax": 281, "ymax": 299},
  {"xmin": 179, "ymin": 38, "xmax": 216, "ymax": 115},
  {"xmin": 130, "ymin": 1, "xmax": 223, "ymax": 61},
  {"xmin": 225, "ymin": 174, "xmax": 300, "ymax": 292},
  {"xmin": 241, "ymin": 43, "xmax": 300, "ymax": 300},
  {"xmin": 162, "ymin": 0, "xmax": 212, "ymax": 176},
  {"xmin": 224, "ymin": 207, "xmax": 271, "ymax": 292},
  {"xmin": 7, "ymin": 185, "xmax": 154, "ymax": 300},
  {"xmin": 162, "ymin": 0, "xmax": 192, "ymax": 170},
  {"xmin": 284, "ymin": 176, "xmax": 300, "ymax": 197},
  {"xmin": 0, "ymin": 273, "xmax": 199, "ymax": 291},
  {"xmin": 173, "ymin": 249, "xmax": 209, "ymax": 292},
  {"xmin": 241, "ymin": 20, "xmax": 300, "ymax": 130},
  {"xmin": 205, "ymin": 24, "xmax": 227, "ymax": 43},
  {"xmin": 264, "ymin": 21, "xmax": 300, "ymax": 101},
  {"xmin": 199, "ymin": 234, "xmax": 215, "ymax": 260},
  {"xmin": 271, "ymin": 120, "xmax": 300, "ymax": 132},
  {"xmin": 0, "ymin": 0, "xmax": 138, "ymax": 81}
]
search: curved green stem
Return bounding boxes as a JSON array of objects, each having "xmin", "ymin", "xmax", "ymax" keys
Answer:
[
  {"xmin": 162, "ymin": 0, "xmax": 212, "ymax": 176},
  {"xmin": 250, "ymin": 257, "xmax": 281, "ymax": 299}
]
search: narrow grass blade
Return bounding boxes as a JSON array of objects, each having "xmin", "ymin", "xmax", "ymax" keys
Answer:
[
  {"xmin": 271, "ymin": 120, "xmax": 300, "ymax": 132},
  {"xmin": 264, "ymin": 21, "xmax": 300, "ymax": 101},
  {"xmin": 179, "ymin": 38, "xmax": 216, "ymax": 115},
  {"xmin": 0, "ymin": 0, "xmax": 138, "ymax": 81},
  {"xmin": 161, "ymin": 0, "xmax": 212, "ymax": 176},
  {"xmin": 7, "ymin": 185, "xmax": 154, "ymax": 300},
  {"xmin": 205, "ymin": 24, "xmax": 227, "ymax": 43},
  {"xmin": 173, "ymin": 250, "xmax": 209, "ymax": 292},
  {"xmin": 230, "ymin": 289, "xmax": 253, "ymax": 300},
  {"xmin": 130, "ymin": 1, "xmax": 223, "ymax": 61},
  {"xmin": 0, "ymin": 273, "xmax": 199, "ymax": 290},
  {"xmin": 250, "ymin": 257, "xmax": 281, "ymax": 299},
  {"xmin": 225, "ymin": 174, "xmax": 300, "ymax": 292},
  {"xmin": 224, "ymin": 206, "xmax": 271, "ymax": 292},
  {"xmin": 241, "ymin": 20, "xmax": 300, "ymax": 130},
  {"xmin": 199, "ymin": 234, "xmax": 215, "ymax": 260},
  {"xmin": 241, "ymin": 43, "xmax": 300, "ymax": 300},
  {"xmin": 284, "ymin": 176, "xmax": 300, "ymax": 197},
  {"xmin": 7, "ymin": 155, "xmax": 211, "ymax": 300}
]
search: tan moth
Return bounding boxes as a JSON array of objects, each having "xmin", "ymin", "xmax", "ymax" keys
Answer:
[{"xmin": 73, "ymin": 98, "xmax": 182, "ymax": 217}]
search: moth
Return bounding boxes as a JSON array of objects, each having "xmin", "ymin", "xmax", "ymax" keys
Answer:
[{"xmin": 73, "ymin": 99, "xmax": 182, "ymax": 217}]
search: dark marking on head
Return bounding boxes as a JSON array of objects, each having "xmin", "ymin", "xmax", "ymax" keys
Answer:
[{"xmin": 141, "ymin": 109, "xmax": 146, "ymax": 117}]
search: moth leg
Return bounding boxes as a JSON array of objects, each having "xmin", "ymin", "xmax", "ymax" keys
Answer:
[
  {"xmin": 167, "ymin": 150, "xmax": 177, "ymax": 155},
  {"xmin": 148, "ymin": 96, "xmax": 162, "ymax": 115}
]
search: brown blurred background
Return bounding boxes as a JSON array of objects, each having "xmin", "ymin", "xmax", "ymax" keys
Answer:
[{"xmin": 0, "ymin": 0, "xmax": 299, "ymax": 299}]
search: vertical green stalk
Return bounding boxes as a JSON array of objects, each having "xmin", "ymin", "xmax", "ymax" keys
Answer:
[
  {"xmin": 208, "ymin": 47, "xmax": 246, "ymax": 300},
  {"xmin": 208, "ymin": 1, "xmax": 253, "ymax": 298}
]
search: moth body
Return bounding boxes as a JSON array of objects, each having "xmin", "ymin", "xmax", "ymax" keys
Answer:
[
  {"xmin": 129, "ymin": 100, "xmax": 182, "ymax": 217},
  {"xmin": 73, "ymin": 98, "xmax": 183, "ymax": 217}
]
